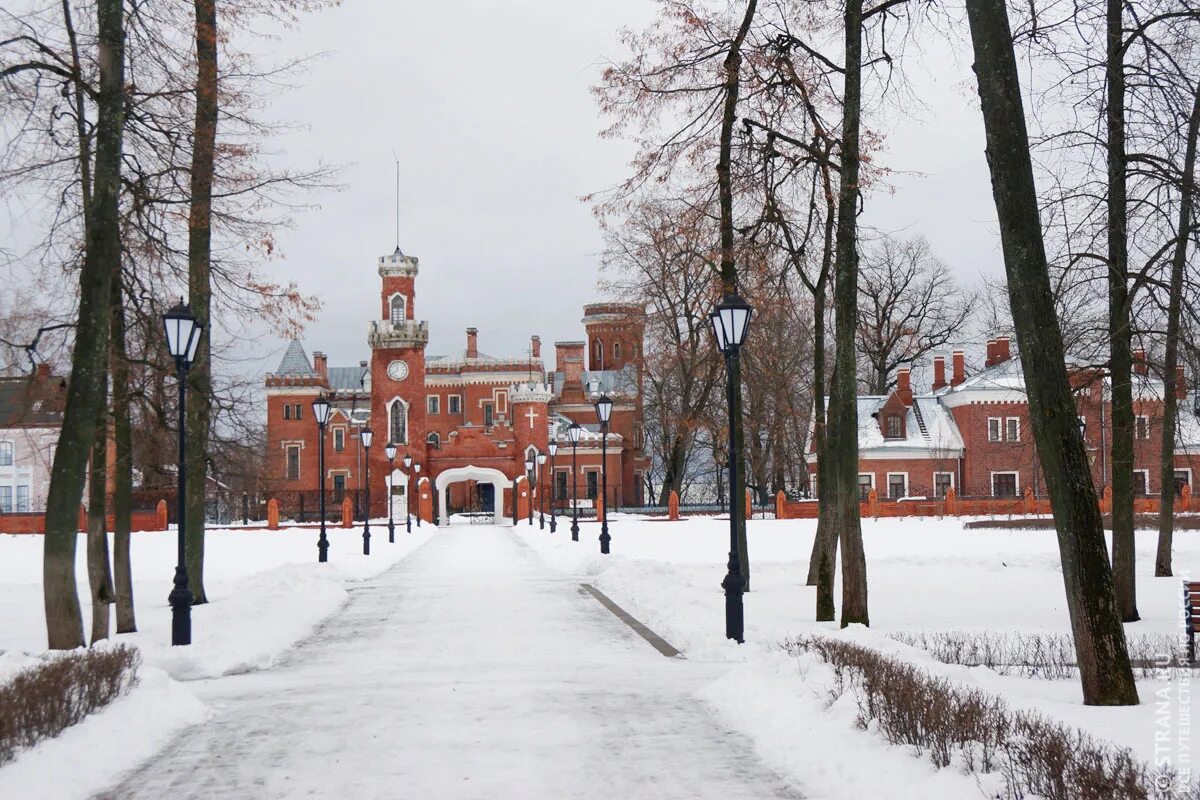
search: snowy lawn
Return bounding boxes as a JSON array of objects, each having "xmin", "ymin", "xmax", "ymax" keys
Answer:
[
  {"xmin": 517, "ymin": 515, "xmax": 1199, "ymax": 798},
  {"xmin": 0, "ymin": 522, "xmax": 432, "ymax": 799}
]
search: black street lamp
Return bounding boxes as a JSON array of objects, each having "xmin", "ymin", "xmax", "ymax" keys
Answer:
[
  {"xmin": 548, "ymin": 441, "xmax": 558, "ymax": 533},
  {"xmin": 567, "ymin": 422, "xmax": 582, "ymax": 541},
  {"xmin": 385, "ymin": 442, "xmax": 397, "ymax": 543},
  {"xmin": 402, "ymin": 454, "xmax": 413, "ymax": 534},
  {"xmin": 360, "ymin": 427, "xmax": 373, "ymax": 555},
  {"xmin": 537, "ymin": 453, "xmax": 547, "ymax": 529},
  {"xmin": 163, "ymin": 300, "xmax": 203, "ymax": 646},
  {"xmin": 525, "ymin": 458, "xmax": 535, "ymax": 525},
  {"xmin": 414, "ymin": 463, "xmax": 422, "ymax": 527},
  {"xmin": 594, "ymin": 394, "xmax": 614, "ymax": 555},
  {"xmin": 711, "ymin": 291, "xmax": 753, "ymax": 643},
  {"xmin": 313, "ymin": 395, "xmax": 333, "ymax": 562}
]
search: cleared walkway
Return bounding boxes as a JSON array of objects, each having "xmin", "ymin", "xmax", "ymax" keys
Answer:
[{"xmin": 99, "ymin": 526, "xmax": 803, "ymax": 799}]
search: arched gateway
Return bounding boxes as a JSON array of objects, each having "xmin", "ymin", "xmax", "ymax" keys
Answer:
[{"xmin": 435, "ymin": 466, "xmax": 510, "ymax": 526}]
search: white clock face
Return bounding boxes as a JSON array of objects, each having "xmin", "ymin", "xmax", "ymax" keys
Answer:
[{"xmin": 386, "ymin": 360, "xmax": 409, "ymax": 381}]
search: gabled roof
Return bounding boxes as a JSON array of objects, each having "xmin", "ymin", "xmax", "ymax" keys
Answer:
[
  {"xmin": 0, "ymin": 374, "xmax": 66, "ymax": 428},
  {"xmin": 275, "ymin": 340, "xmax": 316, "ymax": 376}
]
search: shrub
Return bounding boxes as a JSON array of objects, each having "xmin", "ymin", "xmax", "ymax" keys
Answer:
[
  {"xmin": 785, "ymin": 635, "xmax": 1198, "ymax": 800},
  {"xmin": 887, "ymin": 630, "xmax": 1191, "ymax": 680},
  {"xmin": 0, "ymin": 645, "xmax": 141, "ymax": 766}
]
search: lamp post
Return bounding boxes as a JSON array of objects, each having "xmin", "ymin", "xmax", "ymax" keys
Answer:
[
  {"xmin": 525, "ymin": 458, "xmax": 535, "ymax": 525},
  {"xmin": 162, "ymin": 300, "xmax": 203, "ymax": 646},
  {"xmin": 711, "ymin": 291, "xmax": 753, "ymax": 644},
  {"xmin": 594, "ymin": 394, "xmax": 614, "ymax": 554},
  {"xmin": 385, "ymin": 443, "xmax": 397, "ymax": 543},
  {"xmin": 313, "ymin": 395, "xmax": 333, "ymax": 562},
  {"xmin": 537, "ymin": 453, "xmax": 547, "ymax": 529},
  {"xmin": 567, "ymin": 422, "xmax": 582, "ymax": 541},
  {"xmin": 360, "ymin": 427, "xmax": 373, "ymax": 555},
  {"xmin": 402, "ymin": 454, "xmax": 413, "ymax": 534},
  {"xmin": 548, "ymin": 442, "xmax": 558, "ymax": 533},
  {"xmin": 414, "ymin": 463, "xmax": 422, "ymax": 527}
]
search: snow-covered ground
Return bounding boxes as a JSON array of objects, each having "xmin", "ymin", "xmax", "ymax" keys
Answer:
[
  {"xmin": 516, "ymin": 515, "xmax": 1200, "ymax": 797},
  {"xmin": 0, "ymin": 523, "xmax": 432, "ymax": 799}
]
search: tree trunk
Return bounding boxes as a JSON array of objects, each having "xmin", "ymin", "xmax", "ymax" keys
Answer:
[
  {"xmin": 1155, "ymin": 79, "xmax": 1200, "ymax": 577},
  {"xmin": 111, "ymin": 276, "xmax": 136, "ymax": 632},
  {"xmin": 185, "ymin": 0, "xmax": 219, "ymax": 604},
  {"xmin": 829, "ymin": 0, "xmax": 869, "ymax": 628},
  {"xmin": 42, "ymin": 0, "xmax": 125, "ymax": 650},
  {"xmin": 964, "ymin": 0, "xmax": 1139, "ymax": 705},
  {"xmin": 657, "ymin": 431, "xmax": 690, "ymax": 505},
  {"xmin": 1106, "ymin": 0, "xmax": 1138, "ymax": 622},
  {"xmin": 87, "ymin": 372, "xmax": 113, "ymax": 645}
]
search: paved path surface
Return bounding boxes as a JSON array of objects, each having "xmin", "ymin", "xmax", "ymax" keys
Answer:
[{"xmin": 99, "ymin": 526, "xmax": 803, "ymax": 799}]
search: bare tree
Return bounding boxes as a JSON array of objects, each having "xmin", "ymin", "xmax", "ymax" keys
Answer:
[
  {"xmin": 856, "ymin": 235, "xmax": 975, "ymax": 395},
  {"xmin": 964, "ymin": 0, "xmax": 1139, "ymax": 705}
]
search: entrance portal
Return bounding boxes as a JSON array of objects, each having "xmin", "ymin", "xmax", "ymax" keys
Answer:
[{"xmin": 434, "ymin": 466, "xmax": 510, "ymax": 526}]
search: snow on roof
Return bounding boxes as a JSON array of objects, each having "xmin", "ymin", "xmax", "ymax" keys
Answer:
[{"xmin": 849, "ymin": 395, "xmax": 964, "ymax": 454}]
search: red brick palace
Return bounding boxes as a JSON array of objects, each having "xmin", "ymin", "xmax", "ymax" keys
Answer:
[
  {"xmin": 809, "ymin": 336, "xmax": 1200, "ymax": 501},
  {"xmin": 264, "ymin": 245, "xmax": 648, "ymax": 522}
]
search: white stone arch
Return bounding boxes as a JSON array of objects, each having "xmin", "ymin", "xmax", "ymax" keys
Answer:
[
  {"xmin": 434, "ymin": 465, "xmax": 511, "ymax": 526},
  {"xmin": 387, "ymin": 397, "xmax": 408, "ymax": 445},
  {"xmin": 388, "ymin": 293, "xmax": 407, "ymax": 325}
]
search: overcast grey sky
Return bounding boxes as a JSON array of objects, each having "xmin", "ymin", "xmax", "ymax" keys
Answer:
[{"xmin": 245, "ymin": 1, "xmax": 1004, "ymax": 376}]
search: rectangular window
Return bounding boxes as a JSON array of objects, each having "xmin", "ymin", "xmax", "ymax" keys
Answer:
[
  {"xmin": 448, "ymin": 395, "xmax": 462, "ymax": 414},
  {"xmin": 1174, "ymin": 470, "xmax": 1191, "ymax": 495},
  {"xmin": 15, "ymin": 485, "xmax": 29, "ymax": 512},
  {"xmin": 987, "ymin": 418, "xmax": 1001, "ymax": 442},
  {"xmin": 885, "ymin": 414, "xmax": 902, "ymax": 439},
  {"xmin": 286, "ymin": 445, "xmax": 301, "ymax": 481},
  {"xmin": 0, "ymin": 486, "xmax": 10, "ymax": 513},
  {"xmin": 333, "ymin": 428, "xmax": 345, "ymax": 452},
  {"xmin": 887, "ymin": 473, "xmax": 907, "ymax": 499},
  {"xmin": 555, "ymin": 470, "xmax": 568, "ymax": 501},
  {"xmin": 1135, "ymin": 416, "xmax": 1150, "ymax": 440},
  {"xmin": 427, "ymin": 395, "xmax": 440, "ymax": 415},
  {"xmin": 294, "ymin": 403, "xmax": 302, "ymax": 420},
  {"xmin": 1005, "ymin": 417, "xmax": 1020, "ymax": 442},
  {"xmin": 934, "ymin": 472, "xmax": 954, "ymax": 498},
  {"xmin": 483, "ymin": 403, "xmax": 494, "ymax": 427},
  {"xmin": 283, "ymin": 404, "xmax": 292, "ymax": 420},
  {"xmin": 857, "ymin": 474, "xmax": 874, "ymax": 500},
  {"xmin": 333, "ymin": 474, "xmax": 346, "ymax": 502},
  {"xmin": 586, "ymin": 471, "xmax": 599, "ymax": 500},
  {"xmin": 992, "ymin": 472, "xmax": 1019, "ymax": 498},
  {"xmin": 0, "ymin": 442, "xmax": 12, "ymax": 466},
  {"xmin": 1132, "ymin": 470, "xmax": 1149, "ymax": 496}
]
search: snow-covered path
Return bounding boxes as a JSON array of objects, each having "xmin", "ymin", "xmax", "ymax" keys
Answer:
[{"xmin": 98, "ymin": 525, "xmax": 804, "ymax": 799}]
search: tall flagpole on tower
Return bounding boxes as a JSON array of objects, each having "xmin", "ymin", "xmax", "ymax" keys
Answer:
[{"xmin": 392, "ymin": 149, "xmax": 400, "ymax": 251}]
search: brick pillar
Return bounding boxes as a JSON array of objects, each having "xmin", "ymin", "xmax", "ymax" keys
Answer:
[
  {"xmin": 341, "ymin": 496, "xmax": 353, "ymax": 527},
  {"xmin": 745, "ymin": 488, "xmax": 753, "ymax": 520},
  {"xmin": 1182, "ymin": 484, "xmax": 1192, "ymax": 514},
  {"xmin": 868, "ymin": 488, "xmax": 879, "ymax": 519},
  {"xmin": 1100, "ymin": 485, "xmax": 1113, "ymax": 514},
  {"xmin": 668, "ymin": 490, "xmax": 680, "ymax": 521},
  {"xmin": 267, "ymin": 498, "xmax": 280, "ymax": 530},
  {"xmin": 156, "ymin": 499, "xmax": 169, "ymax": 530},
  {"xmin": 775, "ymin": 489, "xmax": 786, "ymax": 519},
  {"xmin": 945, "ymin": 487, "xmax": 957, "ymax": 515}
]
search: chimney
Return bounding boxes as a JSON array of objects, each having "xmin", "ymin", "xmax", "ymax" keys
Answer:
[
  {"xmin": 984, "ymin": 339, "xmax": 996, "ymax": 367},
  {"xmin": 1176, "ymin": 365, "xmax": 1187, "ymax": 400},
  {"xmin": 1133, "ymin": 349, "xmax": 1147, "ymax": 376},
  {"xmin": 994, "ymin": 336, "xmax": 1011, "ymax": 364},
  {"xmin": 466, "ymin": 327, "xmax": 479, "ymax": 359},
  {"xmin": 555, "ymin": 341, "xmax": 586, "ymax": 399},
  {"xmin": 951, "ymin": 349, "xmax": 966, "ymax": 386},
  {"xmin": 932, "ymin": 355, "xmax": 947, "ymax": 391},
  {"xmin": 313, "ymin": 351, "xmax": 328, "ymax": 379},
  {"xmin": 34, "ymin": 362, "xmax": 51, "ymax": 382},
  {"xmin": 531, "ymin": 335, "xmax": 541, "ymax": 359},
  {"xmin": 896, "ymin": 363, "xmax": 913, "ymax": 406}
]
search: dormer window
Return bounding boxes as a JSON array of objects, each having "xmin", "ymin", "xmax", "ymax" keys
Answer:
[
  {"xmin": 390, "ymin": 294, "xmax": 406, "ymax": 325},
  {"xmin": 884, "ymin": 414, "xmax": 903, "ymax": 439}
]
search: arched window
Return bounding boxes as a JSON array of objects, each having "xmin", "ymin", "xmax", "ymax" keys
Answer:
[
  {"xmin": 389, "ymin": 398, "xmax": 408, "ymax": 444},
  {"xmin": 426, "ymin": 432, "xmax": 440, "ymax": 449},
  {"xmin": 613, "ymin": 341, "xmax": 621, "ymax": 361},
  {"xmin": 594, "ymin": 338, "xmax": 604, "ymax": 368},
  {"xmin": 390, "ymin": 294, "xmax": 406, "ymax": 325}
]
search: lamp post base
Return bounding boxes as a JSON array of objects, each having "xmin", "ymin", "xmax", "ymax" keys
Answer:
[
  {"xmin": 317, "ymin": 532, "xmax": 329, "ymax": 563},
  {"xmin": 388, "ymin": 520, "xmax": 395, "ymax": 543},
  {"xmin": 571, "ymin": 518, "xmax": 579, "ymax": 542},
  {"xmin": 363, "ymin": 526, "xmax": 371, "ymax": 556},
  {"xmin": 721, "ymin": 562, "xmax": 745, "ymax": 643},
  {"xmin": 599, "ymin": 525, "xmax": 610, "ymax": 555},
  {"xmin": 549, "ymin": 515, "xmax": 557, "ymax": 534},
  {"xmin": 539, "ymin": 512, "xmax": 544, "ymax": 530},
  {"xmin": 168, "ymin": 566, "xmax": 193, "ymax": 646}
]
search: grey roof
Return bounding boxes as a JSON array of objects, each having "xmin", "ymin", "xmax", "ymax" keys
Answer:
[
  {"xmin": 0, "ymin": 375, "xmax": 65, "ymax": 427},
  {"xmin": 328, "ymin": 366, "xmax": 369, "ymax": 392},
  {"xmin": 275, "ymin": 340, "xmax": 316, "ymax": 376},
  {"xmin": 553, "ymin": 366, "xmax": 638, "ymax": 398}
]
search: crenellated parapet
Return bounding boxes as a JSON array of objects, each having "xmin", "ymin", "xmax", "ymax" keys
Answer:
[
  {"xmin": 368, "ymin": 319, "xmax": 430, "ymax": 349},
  {"xmin": 509, "ymin": 381, "xmax": 554, "ymax": 405}
]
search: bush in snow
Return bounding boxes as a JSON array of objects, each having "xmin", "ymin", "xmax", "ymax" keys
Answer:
[
  {"xmin": 0, "ymin": 645, "xmax": 140, "ymax": 766},
  {"xmin": 785, "ymin": 635, "xmax": 1198, "ymax": 800},
  {"xmin": 887, "ymin": 630, "xmax": 1191, "ymax": 680}
]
